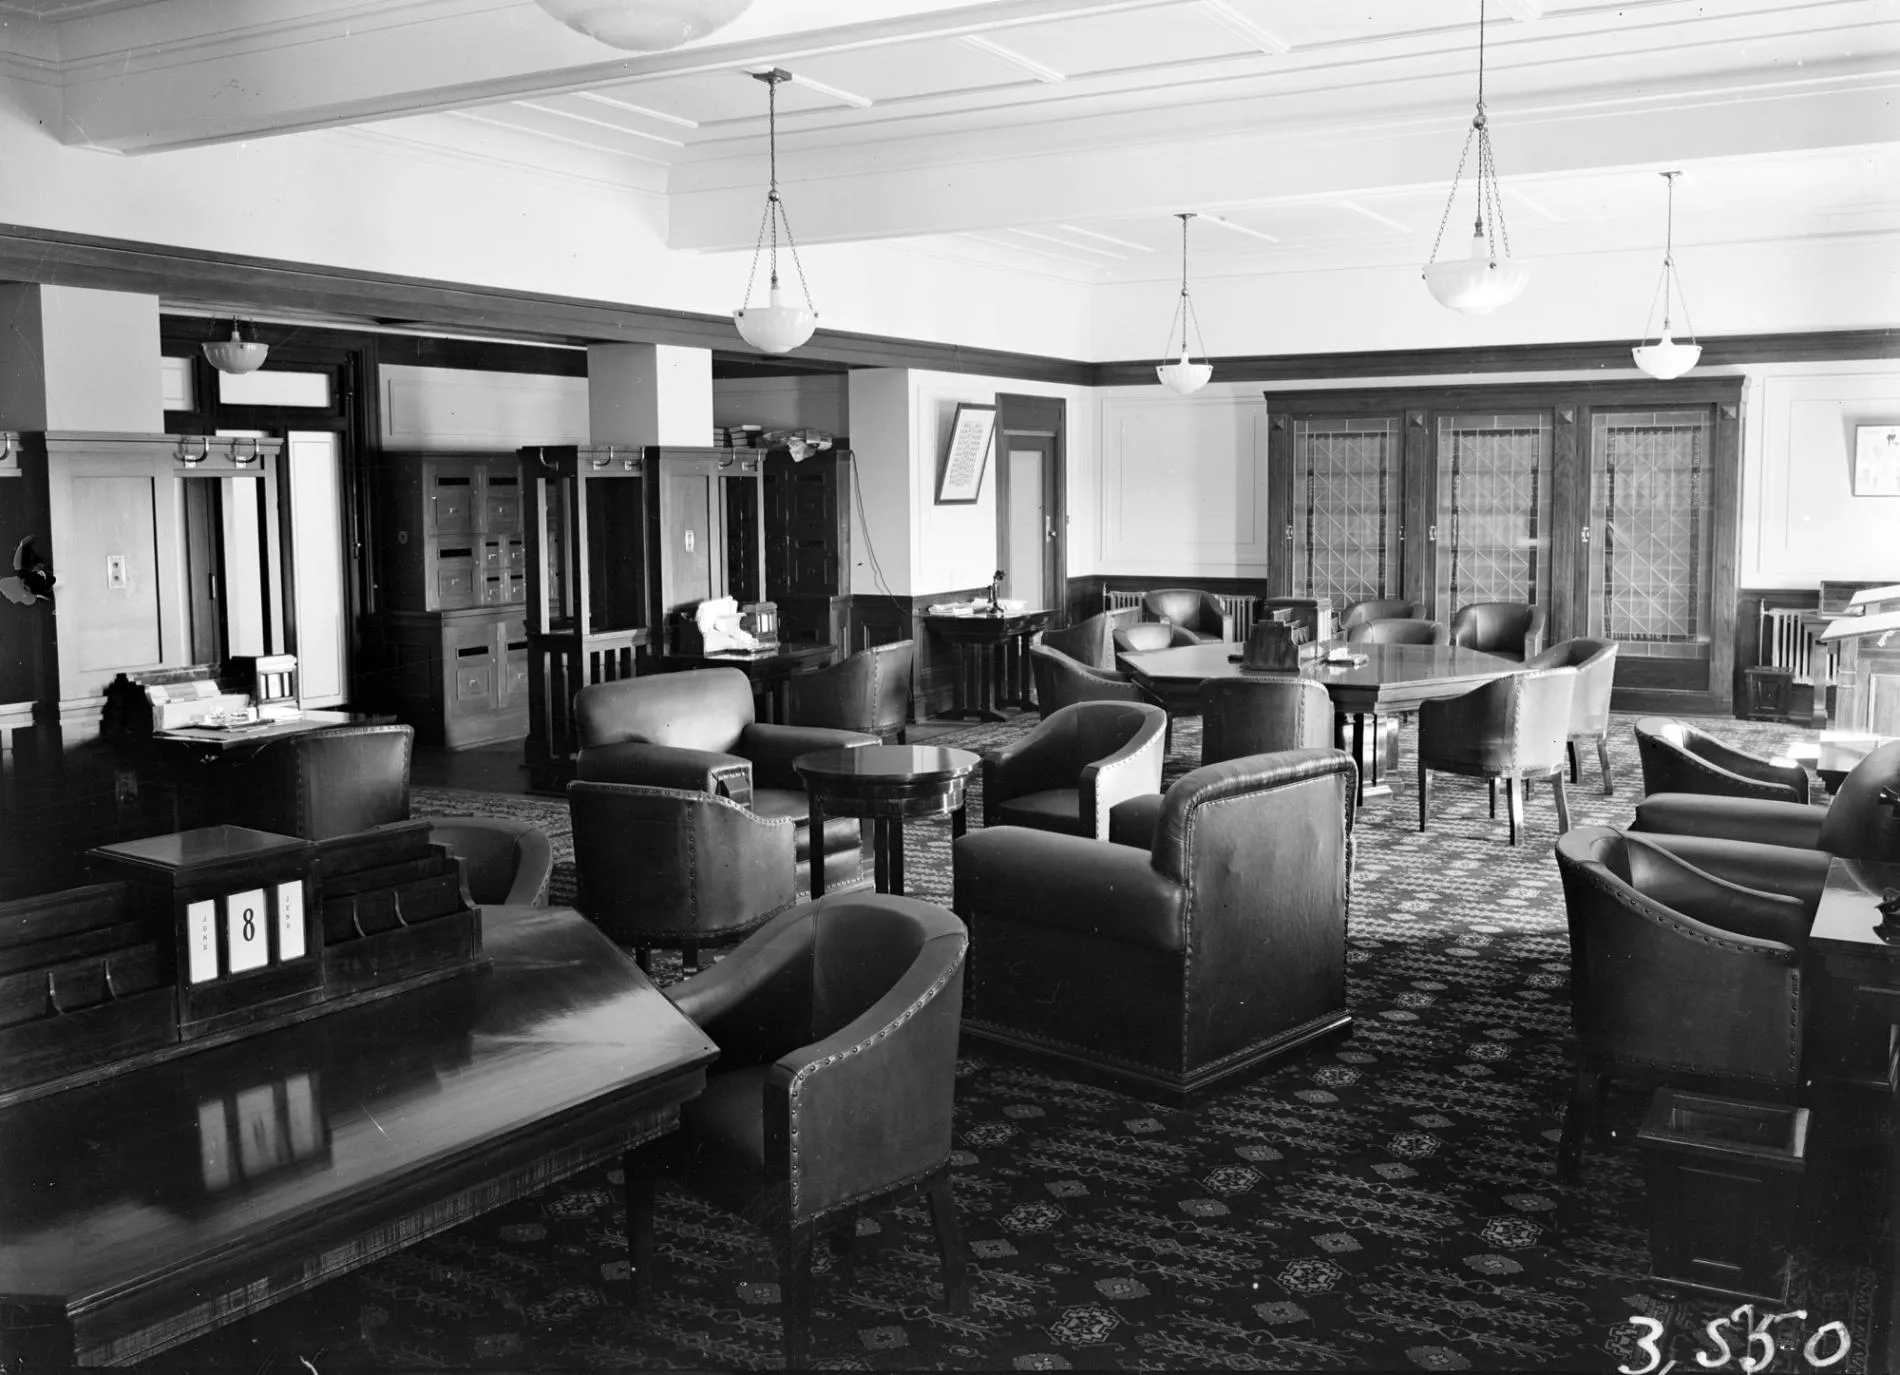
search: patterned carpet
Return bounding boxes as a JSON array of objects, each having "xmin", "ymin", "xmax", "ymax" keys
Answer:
[{"xmin": 162, "ymin": 712, "xmax": 1890, "ymax": 1373}]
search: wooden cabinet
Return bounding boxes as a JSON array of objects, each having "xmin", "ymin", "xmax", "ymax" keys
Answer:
[
  {"xmin": 644, "ymin": 447, "xmax": 767, "ymax": 654},
  {"xmin": 765, "ymin": 447, "xmax": 852, "ymax": 652},
  {"xmin": 375, "ymin": 453, "xmax": 527, "ymax": 748}
]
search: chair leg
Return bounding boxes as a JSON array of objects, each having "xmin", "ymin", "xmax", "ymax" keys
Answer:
[
  {"xmin": 926, "ymin": 1168, "xmax": 969, "ymax": 1312},
  {"xmin": 1417, "ymin": 760, "xmax": 1431, "ymax": 832},
  {"xmin": 1557, "ymin": 1066, "xmax": 1602, "ymax": 1181},
  {"xmin": 1551, "ymin": 773, "xmax": 1571, "ymax": 834},
  {"xmin": 682, "ymin": 942, "xmax": 700, "ymax": 975},
  {"xmin": 1567, "ymin": 739, "xmax": 1580, "ymax": 784},
  {"xmin": 1596, "ymin": 733, "xmax": 1614, "ymax": 795},
  {"xmin": 780, "ymin": 1222, "xmax": 816, "ymax": 1370},
  {"xmin": 633, "ymin": 947, "xmax": 652, "ymax": 975},
  {"xmin": 1488, "ymin": 777, "xmax": 1498, "ymax": 818},
  {"xmin": 623, "ymin": 1161, "xmax": 658, "ymax": 1300},
  {"xmin": 1506, "ymin": 777, "xmax": 1523, "ymax": 846}
]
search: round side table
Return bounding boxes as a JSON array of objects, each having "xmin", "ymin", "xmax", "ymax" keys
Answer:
[{"xmin": 793, "ymin": 745, "xmax": 981, "ymax": 896}]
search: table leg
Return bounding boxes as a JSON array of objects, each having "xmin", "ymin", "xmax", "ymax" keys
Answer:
[
  {"xmin": 1351, "ymin": 714, "xmax": 1367, "ymax": 807},
  {"xmin": 950, "ymin": 647, "xmax": 971, "ymax": 718},
  {"xmin": 889, "ymin": 819, "xmax": 905, "ymax": 896},
  {"xmin": 952, "ymin": 805, "xmax": 967, "ymax": 841},
  {"xmin": 809, "ymin": 796, "xmax": 827, "ymax": 898},
  {"xmin": 872, "ymin": 819, "xmax": 889, "ymax": 892}
]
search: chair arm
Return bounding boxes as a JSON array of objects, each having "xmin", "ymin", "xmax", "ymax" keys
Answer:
[
  {"xmin": 762, "ymin": 927, "xmax": 967, "ymax": 1220},
  {"xmin": 666, "ymin": 902, "xmax": 817, "ymax": 1068},
  {"xmin": 1694, "ymin": 735, "xmax": 1811, "ymax": 801},
  {"xmin": 1108, "ymin": 794, "xmax": 1164, "ymax": 849},
  {"xmin": 1622, "ymin": 834, "xmax": 1811, "ymax": 948},
  {"xmin": 1078, "ymin": 718, "xmax": 1166, "ymax": 840},
  {"xmin": 576, "ymin": 742, "xmax": 753, "ymax": 802},
  {"xmin": 954, "ymin": 828, "xmax": 1188, "ymax": 952},
  {"xmin": 1522, "ymin": 606, "xmax": 1547, "ymax": 659},
  {"xmin": 1633, "ymin": 794, "xmax": 1828, "ymax": 849},
  {"xmin": 742, "ymin": 723, "xmax": 877, "ymax": 790},
  {"xmin": 1623, "ymin": 833, "xmax": 1833, "ymax": 916},
  {"xmin": 503, "ymin": 827, "xmax": 555, "ymax": 906}
]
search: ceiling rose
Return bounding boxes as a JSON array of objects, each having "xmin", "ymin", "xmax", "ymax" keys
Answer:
[{"xmin": 530, "ymin": 1, "xmax": 755, "ymax": 51}]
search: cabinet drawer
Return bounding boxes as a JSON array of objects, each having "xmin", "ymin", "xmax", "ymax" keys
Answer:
[
  {"xmin": 453, "ymin": 644, "xmax": 496, "ymax": 706},
  {"xmin": 436, "ymin": 552, "xmax": 477, "ymax": 608},
  {"xmin": 482, "ymin": 575, "xmax": 507, "ymax": 606},
  {"xmin": 485, "ymin": 491, "xmax": 521, "ymax": 533},
  {"xmin": 501, "ymin": 639, "xmax": 530, "ymax": 706},
  {"xmin": 429, "ymin": 477, "xmax": 475, "ymax": 534}
]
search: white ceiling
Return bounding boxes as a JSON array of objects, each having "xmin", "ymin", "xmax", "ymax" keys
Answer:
[{"xmin": 10, "ymin": 0, "xmax": 1900, "ymax": 286}]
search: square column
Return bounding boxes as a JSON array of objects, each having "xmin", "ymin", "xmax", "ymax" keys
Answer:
[{"xmin": 587, "ymin": 343, "xmax": 712, "ymax": 448}]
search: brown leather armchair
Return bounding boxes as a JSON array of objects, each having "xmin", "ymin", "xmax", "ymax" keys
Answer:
[
  {"xmin": 1040, "ymin": 612, "xmax": 1118, "ymax": 671},
  {"xmin": 1634, "ymin": 716, "xmax": 1808, "ymax": 806},
  {"xmin": 425, "ymin": 816, "xmax": 554, "ymax": 906},
  {"xmin": 1141, "ymin": 588, "xmax": 1233, "ymax": 642},
  {"xmin": 569, "ymin": 779, "xmax": 797, "ymax": 971},
  {"xmin": 627, "ymin": 893, "xmax": 968, "ymax": 1368},
  {"xmin": 1553, "ymin": 826, "xmax": 1808, "ymax": 1178},
  {"xmin": 1340, "ymin": 598, "xmax": 1421, "ymax": 629},
  {"xmin": 1524, "ymin": 638, "xmax": 1619, "ymax": 795},
  {"xmin": 954, "ymin": 748, "xmax": 1357, "ymax": 1099},
  {"xmin": 1346, "ymin": 618, "xmax": 1450, "ymax": 646},
  {"xmin": 574, "ymin": 669, "xmax": 872, "ymax": 891},
  {"xmin": 1417, "ymin": 667, "xmax": 1576, "ymax": 845},
  {"xmin": 785, "ymin": 639, "xmax": 914, "ymax": 743},
  {"xmin": 1629, "ymin": 739, "xmax": 1900, "ymax": 907},
  {"xmin": 1448, "ymin": 601, "xmax": 1547, "ymax": 661},
  {"xmin": 981, "ymin": 700, "xmax": 1167, "ymax": 839},
  {"xmin": 233, "ymin": 724, "xmax": 413, "ymax": 840},
  {"xmin": 1113, "ymin": 621, "xmax": 1198, "ymax": 655}
]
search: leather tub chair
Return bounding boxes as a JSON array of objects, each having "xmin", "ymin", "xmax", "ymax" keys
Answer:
[
  {"xmin": 1634, "ymin": 716, "xmax": 1808, "ymax": 806},
  {"xmin": 954, "ymin": 748, "xmax": 1357, "ymax": 1100},
  {"xmin": 233, "ymin": 724, "xmax": 413, "ymax": 841},
  {"xmin": 627, "ymin": 893, "xmax": 968, "ymax": 1369},
  {"xmin": 1628, "ymin": 738, "xmax": 1900, "ymax": 910},
  {"xmin": 424, "ymin": 816, "xmax": 555, "ymax": 906},
  {"xmin": 981, "ymin": 700, "xmax": 1168, "ymax": 840},
  {"xmin": 1417, "ymin": 667, "xmax": 1577, "ymax": 845},
  {"xmin": 1340, "ymin": 598, "xmax": 1421, "ymax": 630},
  {"xmin": 1111, "ymin": 677, "xmax": 1332, "ymax": 842},
  {"xmin": 574, "ymin": 669, "xmax": 872, "ymax": 893},
  {"xmin": 1524, "ymin": 638, "xmax": 1619, "ymax": 795},
  {"xmin": 785, "ymin": 639, "xmax": 914, "ymax": 743},
  {"xmin": 1140, "ymin": 588, "xmax": 1233, "ymax": 643},
  {"xmin": 1040, "ymin": 612, "xmax": 1118, "ymax": 671},
  {"xmin": 1346, "ymin": 618, "xmax": 1450, "ymax": 647},
  {"xmin": 1113, "ymin": 621, "xmax": 1198, "ymax": 656},
  {"xmin": 1449, "ymin": 601, "xmax": 1548, "ymax": 661},
  {"xmin": 1553, "ymin": 826, "xmax": 1808, "ymax": 1178}
]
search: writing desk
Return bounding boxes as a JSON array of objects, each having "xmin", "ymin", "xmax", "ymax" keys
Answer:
[
  {"xmin": 925, "ymin": 610, "xmax": 1051, "ymax": 722},
  {"xmin": 0, "ymin": 904, "xmax": 716, "ymax": 1368},
  {"xmin": 657, "ymin": 643, "xmax": 836, "ymax": 722}
]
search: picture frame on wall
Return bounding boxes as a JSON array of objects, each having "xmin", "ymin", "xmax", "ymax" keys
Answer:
[
  {"xmin": 1853, "ymin": 424, "xmax": 1900, "ymax": 496},
  {"xmin": 935, "ymin": 402, "xmax": 997, "ymax": 505}
]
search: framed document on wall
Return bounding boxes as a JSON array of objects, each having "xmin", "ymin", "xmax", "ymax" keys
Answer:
[
  {"xmin": 1853, "ymin": 424, "xmax": 1900, "ymax": 496},
  {"xmin": 936, "ymin": 402, "xmax": 996, "ymax": 505}
]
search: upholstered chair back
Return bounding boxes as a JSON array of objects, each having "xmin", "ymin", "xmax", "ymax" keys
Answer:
[
  {"xmin": 239, "ymin": 724, "xmax": 413, "ymax": 841},
  {"xmin": 575, "ymin": 669, "xmax": 755, "ymax": 754},
  {"xmin": 785, "ymin": 639, "xmax": 914, "ymax": 739},
  {"xmin": 1449, "ymin": 601, "xmax": 1548, "ymax": 660},
  {"xmin": 1340, "ymin": 598, "xmax": 1420, "ymax": 629},
  {"xmin": 1040, "ymin": 613, "xmax": 1118, "ymax": 671},
  {"xmin": 1346, "ymin": 618, "xmax": 1450, "ymax": 646},
  {"xmin": 1200, "ymin": 677, "xmax": 1334, "ymax": 764},
  {"xmin": 1524, "ymin": 637, "xmax": 1618, "ymax": 736},
  {"xmin": 1140, "ymin": 588, "xmax": 1228, "ymax": 639}
]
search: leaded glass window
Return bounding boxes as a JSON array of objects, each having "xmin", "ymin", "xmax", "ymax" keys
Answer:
[
  {"xmin": 1588, "ymin": 409, "xmax": 1713, "ymax": 661},
  {"xmin": 1289, "ymin": 417, "xmax": 1403, "ymax": 607},
  {"xmin": 1433, "ymin": 413, "xmax": 1552, "ymax": 613}
]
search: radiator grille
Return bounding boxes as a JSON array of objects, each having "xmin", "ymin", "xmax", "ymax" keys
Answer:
[
  {"xmin": 1759, "ymin": 607, "xmax": 1837, "ymax": 684},
  {"xmin": 1102, "ymin": 590, "xmax": 1259, "ymax": 642}
]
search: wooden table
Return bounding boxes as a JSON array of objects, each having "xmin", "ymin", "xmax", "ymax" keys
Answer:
[
  {"xmin": 1783, "ymin": 733, "xmax": 1890, "ymax": 796},
  {"xmin": 924, "ymin": 610, "xmax": 1051, "ymax": 722},
  {"xmin": 795, "ymin": 745, "xmax": 981, "ymax": 897},
  {"xmin": 0, "ymin": 904, "xmax": 717, "ymax": 1369},
  {"xmin": 1807, "ymin": 858, "xmax": 1900, "ymax": 1373},
  {"xmin": 657, "ymin": 643, "xmax": 835, "ymax": 722},
  {"xmin": 1120, "ymin": 640, "xmax": 1520, "ymax": 804},
  {"xmin": 141, "ymin": 710, "xmax": 397, "ymax": 830}
]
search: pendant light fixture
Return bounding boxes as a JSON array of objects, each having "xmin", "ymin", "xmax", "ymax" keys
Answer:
[
  {"xmin": 1632, "ymin": 170, "xmax": 1701, "ymax": 380},
  {"xmin": 1423, "ymin": 0, "xmax": 1529, "ymax": 315},
  {"xmin": 530, "ymin": 0, "xmax": 754, "ymax": 51},
  {"xmin": 202, "ymin": 320, "xmax": 269, "ymax": 375},
  {"xmin": 733, "ymin": 69, "xmax": 817, "ymax": 355},
  {"xmin": 1156, "ymin": 212, "xmax": 1212, "ymax": 395}
]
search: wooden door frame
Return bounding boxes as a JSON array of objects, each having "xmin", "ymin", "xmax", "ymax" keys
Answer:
[{"xmin": 994, "ymin": 394, "xmax": 1066, "ymax": 619}]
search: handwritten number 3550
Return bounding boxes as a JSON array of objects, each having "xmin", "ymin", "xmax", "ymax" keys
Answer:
[{"xmin": 1619, "ymin": 1309, "xmax": 1850, "ymax": 1375}]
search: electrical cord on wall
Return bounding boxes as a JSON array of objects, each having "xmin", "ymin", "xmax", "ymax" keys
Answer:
[{"xmin": 849, "ymin": 455, "xmax": 910, "ymax": 630}]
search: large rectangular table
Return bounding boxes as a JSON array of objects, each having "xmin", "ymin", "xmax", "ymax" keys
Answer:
[
  {"xmin": 0, "ymin": 904, "xmax": 718, "ymax": 1368},
  {"xmin": 658, "ymin": 642, "xmax": 836, "ymax": 722},
  {"xmin": 1119, "ymin": 640, "xmax": 1520, "ymax": 802}
]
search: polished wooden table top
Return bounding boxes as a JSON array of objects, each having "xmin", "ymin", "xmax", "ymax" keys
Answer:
[
  {"xmin": 794, "ymin": 744, "xmax": 982, "ymax": 787},
  {"xmin": 1120, "ymin": 639, "xmax": 1519, "ymax": 710},
  {"xmin": 149, "ymin": 709, "xmax": 391, "ymax": 755},
  {"xmin": 0, "ymin": 903, "xmax": 717, "ymax": 1366},
  {"xmin": 1810, "ymin": 857, "xmax": 1900, "ymax": 963}
]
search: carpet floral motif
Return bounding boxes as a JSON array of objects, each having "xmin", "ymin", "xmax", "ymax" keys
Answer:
[{"xmin": 160, "ymin": 713, "xmax": 1885, "ymax": 1372}]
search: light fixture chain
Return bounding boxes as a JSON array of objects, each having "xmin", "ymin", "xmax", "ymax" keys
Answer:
[
  {"xmin": 1478, "ymin": 129, "xmax": 1511, "ymax": 260},
  {"xmin": 1183, "ymin": 287, "xmax": 1209, "ymax": 361},
  {"xmin": 1427, "ymin": 124, "xmax": 1477, "ymax": 266},
  {"xmin": 1159, "ymin": 294, "xmax": 1188, "ymax": 361},
  {"xmin": 741, "ymin": 195, "xmax": 774, "ymax": 307},
  {"xmin": 774, "ymin": 196, "xmax": 817, "ymax": 311}
]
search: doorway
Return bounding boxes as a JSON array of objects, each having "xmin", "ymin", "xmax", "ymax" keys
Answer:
[{"xmin": 995, "ymin": 395, "xmax": 1066, "ymax": 614}]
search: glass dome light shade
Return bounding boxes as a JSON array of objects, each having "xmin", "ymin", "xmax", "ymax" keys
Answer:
[
  {"xmin": 734, "ymin": 285, "xmax": 816, "ymax": 355},
  {"xmin": 531, "ymin": 0, "xmax": 754, "ymax": 50},
  {"xmin": 1424, "ymin": 233, "xmax": 1530, "ymax": 315},
  {"xmin": 202, "ymin": 324, "xmax": 269, "ymax": 375},
  {"xmin": 1632, "ymin": 330, "xmax": 1702, "ymax": 380},
  {"xmin": 1156, "ymin": 352, "xmax": 1212, "ymax": 395}
]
